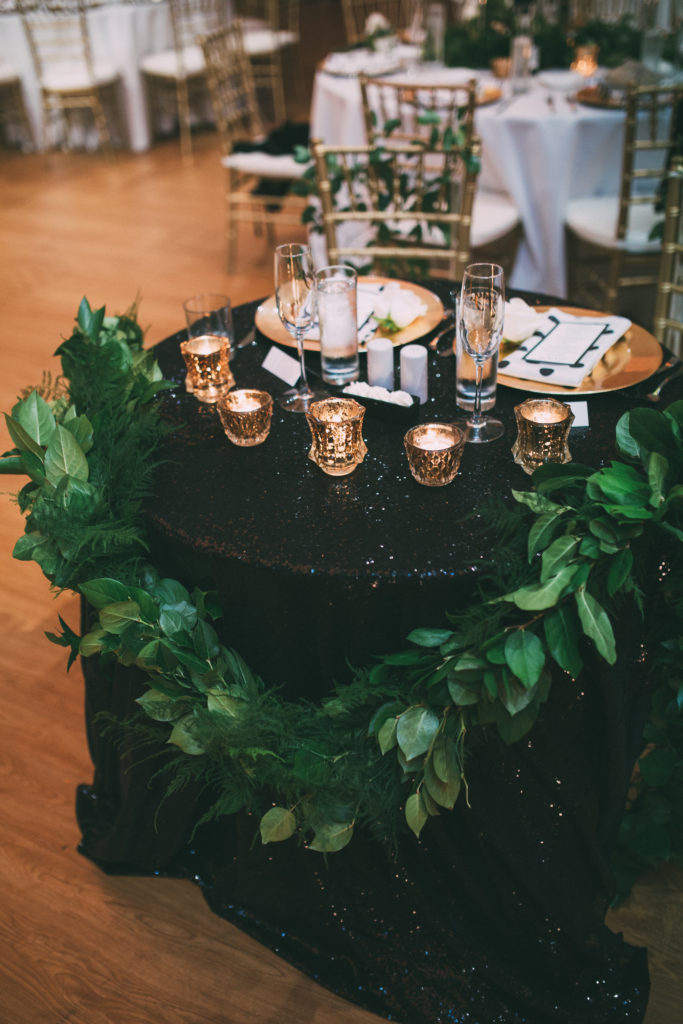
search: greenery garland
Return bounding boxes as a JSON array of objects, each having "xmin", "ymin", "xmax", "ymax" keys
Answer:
[{"xmin": 2, "ymin": 299, "xmax": 683, "ymax": 891}]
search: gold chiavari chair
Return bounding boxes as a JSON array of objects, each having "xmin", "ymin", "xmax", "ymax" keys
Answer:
[
  {"xmin": 140, "ymin": 0, "xmax": 224, "ymax": 157},
  {"xmin": 310, "ymin": 135, "xmax": 479, "ymax": 282},
  {"xmin": 358, "ymin": 74, "xmax": 521, "ymax": 280},
  {"xmin": 18, "ymin": 0, "xmax": 125, "ymax": 155},
  {"xmin": 653, "ymin": 158, "xmax": 683, "ymax": 356},
  {"xmin": 233, "ymin": 0, "xmax": 299, "ymax": 126},
  {"xmin": 0, "ymin": 64, "xmax": 34, "ymax": 151},
  {"xmin": 341, "ymin": 0, "xmax": 417, "ymax": 46},
  {"xmin": 200, "ymin": 22, "xmax": 308, "ymax": 271},
  {"xmin": 564, "ymin": 83, "xmax": 683, "ymax": 318}
]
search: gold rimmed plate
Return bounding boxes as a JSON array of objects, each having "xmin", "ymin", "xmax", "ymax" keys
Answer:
[
  {"xmin": 497, "ymin": 306, "xmax": 662, "ymax": 396},
  {"xmin": 254, "ymin": 276, "xmax": 444, "ymax": 352},
  {"xmin": 575, "ymin": 86, "xmax": 624, "ymax": 110}
]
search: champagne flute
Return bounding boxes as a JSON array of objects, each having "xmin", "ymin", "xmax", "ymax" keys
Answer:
[
  {"xmin": 274, "ymin": 242, "xmax": 326, "ymax": 413},
  {"xmin": 457, "ymin": 263, "xmax": 505, "ymax": 443}
]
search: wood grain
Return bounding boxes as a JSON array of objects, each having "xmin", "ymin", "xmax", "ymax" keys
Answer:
[{"xmin": 1, "ymin": 44, "xmax": 682, "ymax": 1024}]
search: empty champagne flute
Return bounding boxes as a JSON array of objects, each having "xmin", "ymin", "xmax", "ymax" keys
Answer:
[
  {"xmin": 274, "ymin": 242, "xmax": 326, "ymax": 413},
  {"xmin": 457, "ymin": 263, "xmax": 505, "ymax": 443}
]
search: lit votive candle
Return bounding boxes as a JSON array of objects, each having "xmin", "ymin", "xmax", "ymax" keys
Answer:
[
  {"xmin": 180, "ymin": 334, "xmax": 234, "ymax": 402},
  {"xmin": 217, "ymin": 388, "xmax": 273, "ymax": 446},
  {"xmin": 512, "ymin": 398, "xmax": 574, "ymax": 475},
  {"xmin": 306, "ymin": 397, "xmax": 367, "ymax": 476},
  {"xmin": 404, "ymin": 422, "xmax": 465, "ymax": 486}
]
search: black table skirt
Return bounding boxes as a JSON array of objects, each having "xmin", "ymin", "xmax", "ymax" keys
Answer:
[{"xmin": 76, "ymin": 283, "xmax": 674, "ymax": 1023}]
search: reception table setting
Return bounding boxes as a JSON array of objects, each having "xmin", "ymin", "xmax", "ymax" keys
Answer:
[{"xmin": 3, "ymin": 237, "xmax": 683, "ymax": 1022}]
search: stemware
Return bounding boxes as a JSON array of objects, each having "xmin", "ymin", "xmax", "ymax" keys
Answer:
[
  {"xmin": 457, "ymin": 262, "xmax": 505, "ymax": 443},
  {"xmin": 274, "ymin": 242, "xmax": 326, "ymax": 413}
]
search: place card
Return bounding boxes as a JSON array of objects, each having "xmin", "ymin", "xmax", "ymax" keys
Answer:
[
  {"xmin": 567, "ymin": 400, "xmax": 589, "ymax": 428},
  {"xmin": 262, "ymin": 345, "xmax": 301, "ymax": 387}
]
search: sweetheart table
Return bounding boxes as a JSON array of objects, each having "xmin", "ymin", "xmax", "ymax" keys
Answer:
[{"xmin": 75, "ymin": 283, "xmax": 681, "ymax": 1024}]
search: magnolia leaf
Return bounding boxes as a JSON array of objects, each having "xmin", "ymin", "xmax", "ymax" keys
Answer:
[
  {"xmin": 527, "ymin": 509, "xmax": 566, "ymax": 561},
  {"xmin": 159, "ymin": 608, "xmax": 185, "ymax": 636},
  {"xmin": 504, "ymin": 630, "xmax": 545, "ymax": 688},
  {"xmin": 135, "ymin": 640, "xmax": 160, "ymax": 667},
  {"xmin": 368, "ymin": 700, "xmax": 404, "ymax": 737},
  {"xmin": 540, "ymin": 534, "xmax": 580, "ymax": 582},
  {"xmin": 260, "ymin": 806, "xmax": 296, "ymax": 844},
  {"xmin": 13, "ymin": 531, "xmax": 48, "ymax": 561},
  {"xmin": 63, "ymin": 413, "xmax": 94, "ymax": 453},
  {"xmin": 136, "ymin": 688, "xmax": 186, "ymax": 722},
  {"xmin": 4, "ymin": 413, "xmax": 45, "ymax": 462},
  {"xmin": 160, "ymin": 599, "xmax": 197, "ymax": 633},
  {"xmin": 511, "ymin": 490, "xmax": 563, "ymax": 514},
  {"xmin": 647, "ymin": 451, "xmax": 668, "ymax": 508},
  {"xmin": 99, "ymin": 600, "xmax": 142, "ymax": 635},
  {"xmin": 575, "ymin": 587, "xmax": 616, "ymax": 664},
  {"xmin": 432, "ymin": 733, "xmax": 460, "ymax": 784},
  {"xmin": 308, "ymin": 820, "xmax": 354, "ymax": 853},
  {"xmin": 447, "ymin": 678, "xmax": 480, "ymax": 705},
  {"xmin": 586, "ymin": 462, "xmax": 649, "ymax": 506},
  {"xmin": 607, "ymin": 547, "xmax": 633, "ymax": 597},
  {"xmin": 420, "ymin": 785, "xmax": 440, "ymax": 817},
  {"xmin": 396, "ymin": 705, "xmax": 440, "ymax": 761},
  {"xmin": 543, "ymin": 606, "xmax": 583, "ymax": 678},
  {"xmin": 407, "ymin": 627, "xmax": 453, "ymax": 648},
  {"xmin": 194, "ymin": 619, "xmax": 221, "ymax": 661},
  {"xmin": 207, "ymin": 690, "xmax": 244, "ymax": 717},
  {"xmin": 405, "ymin": 792, "xmax": 428, "ymax": 839},
  {"xmin": 497, "ymin": 700, "xmax": 540, "ymax": 745},
  {"xmin": 167, "ymin": 714, "xmax": 205, "ymax": 755},
  {"xmin": 615, "ymin": 411, "xmax": 640, "ymax": 459},
  {"xmin": 79, "ymin": 627, "xmax": 106, "ymax": 658},
  {"xmin": 423, "ymin": 754, "xmax": 460, "ymax": 809},
  {"xmin": 153, "ymin": 578, "xmax": 191, "ymax": 606},
  {"xmin": 12, "ymin": 390, "xmax": 55, "ymax": 446},
  {"xmin": 80, "ymin": 577, "xmax": 131, "ymax": 609},
  {"xmin": 498, "ymin": 672, "xmax": 538, "ymax": 716},
  {"xmin": 506, "ymin": 564, "xmax": 577, "ymax": 610},
  {"xmin": 378, "ymin": 715, "xmax": 398, "ymax": 754},
  {"xmin": 44, "ymin": 425, "xmax": 89, "ymax": 485}
]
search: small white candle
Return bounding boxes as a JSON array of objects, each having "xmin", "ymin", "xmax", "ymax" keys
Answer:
[
  {"xmin": 367, "ymin": 336, "xmax": 394, "ymax": 390},
  {"xmin": 232, "ymin": 394, "xmax": 262, "ymax": 412},
  {"xmin": 400, "ymin": 344, "xmax": 428, "ymax": 404},
  {"xmin": 417, "ymin": 427, "xmax": 452, "ymax": 451},
  {"xmin": 523, "ymin": 401, "xmax": 566, "ymax": 424}
]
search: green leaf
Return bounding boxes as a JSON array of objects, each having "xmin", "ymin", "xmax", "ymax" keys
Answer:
[
  {"xmin": 4, "ymin": 413, "xmax": 45, "ymax": 462},
  {"xmin": 607, "ymin": 547, "xmax": 633, "ymax": 597},
  {"xmin": 136, "ymin": 688, "xmax": 187, "ymax": 722},
  {"xmin": 260, "ymin": 806, "xmax": 296, "ymax": 844},
  {"xmin": 543, "ymin": 606, "xmax": 583, "ymax": 678},
  {"xmin": 575, "ymin": 587, "xmax": 616, "ymax": 664},
  {"xmin": 396, "ymin": 706, "xmax": 440, "ymax": 761},
  {"xmin": 12, "ymin": 390, "xmax": 55, "ymax": 445},
  {"xmin": 511, "ymin": 489, "xmax": 564, "ymax": 514},
  {"xmin": 44, "ymin": 424, "xmax": 89, "ymax": 485},
  {"xmin": 497, "ymin": 701, "xmax": 540, "ymax": 744},
  {"xmin": 167, "ymin": 714, "xmax": 206, "ymax": 755},
  {"xmin": 378, "ymin": 715, "xmax": 398, "ymax": 754},
  {"xmin": 407, "ymin": 627, "xmax": 453, "ymax": 648},
  {"xmin": 423, "ymin": 754, "xmax": 461, "ymax": 809},
  {"xmin": 79, "ymin": 577, "xmax": 131, "ymax": 609},
  {"xmin": 615, "ymin": 411, "xmax": 640, "ymax": 459},
  {"xmin": 309, "ymin": 820, "xmax": 354, "ymax": 853},
  {"xmin": 527, "ymin": 509, "xmax": 566, "ymax": 561},
  {"xmin": 506, "ymin": 564, "xmax": 578, "ymax": 610},
  {"xmin": 405, "ymin": 792, "xmax": 428, "ymax": 839},
  {"xmin": 62, "ymin": 413, "xmax": 94, "ymax": 453},
  {"xmin": 206, "ymin": 690, "xmax": 244, "ymax": 717},
  {"xmin": 647, "ymin": 451, "xmax": 668, "ymax": 508},
  {"xmin": 432, "ymin": 733, "xmax": 460, "ymax": 784},
  {"xmin": 79, "ymin": 628, "xmax": 106, "ymax": 658},
  {"xmin": 498, "ymin": 675, "xmax": 538, "ymax": 717},
  {"xmin": 540, "ymin": 535, "xmax": 580, "ymax": 582},
  {"xmin": 586, "ymin": 462, "xmax": 650, "ymax": 506},
  {"xmin": 99, "ymin": 600, "xmax": 142, "ymax": 635},
  {"xmin": 447, "ymin": 679, "xmax": 480, "ymax": 705},
  {"xmin": 639, "ymin": 748, "xmax": 678, "ymax": 787},
  {"xmin": 13, "ymin": 532, "xmax": 48, "ymax": 562},
  {"xmin": 504, "ymin": 630, "xmax": 545, "ymax": 688}
]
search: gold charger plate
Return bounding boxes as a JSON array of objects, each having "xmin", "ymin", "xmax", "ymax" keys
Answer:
[
  {"xmin": 254, "ymin": 276, "xmax": 444, "ymax": 353},
  {"xmin": 575, "ymin": 86, "xmax": 624, "ymax": 110},
  {"xmin": 497, "ymin": 306, "xmax": 662, "ymax": 396}
]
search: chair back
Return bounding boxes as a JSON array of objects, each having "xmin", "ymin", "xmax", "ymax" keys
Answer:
[
  {"xmin": 168, "ymin": 0, "xmax": 225, "ymax": 61},
  {"xmin": 18, "ymin": 0, "xmax": 97, "ymax": 85},
  {"xmin": 341, "ymin": 0, "xmax": 416, "ymax": 46},
  {"xmin": 653, "ymin": 158, "xmax": 683, "ymax": 355},
  {"xmin": 311, "ymin": 133, "xmax": 480, "ymax": 281},
  {"xmin": 199, "ymin": 21, "xmax": 265, "ymax": 153},
  {"xmin": 618, "ymin": 83, "xmax": 683, "ymax": 242},
  {"xmin": 359, "ymin": 74, "xmax": 477, "ymax": 150},
  {"xmin": 232, "ymin": 0, "xmax": 299, "ymax": 35}
]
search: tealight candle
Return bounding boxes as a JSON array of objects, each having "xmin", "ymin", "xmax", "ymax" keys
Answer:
[
  {"xmin": 367, "ymin": 336, "xmax": 395, "ymax": 390},
  {"xmin": 400, "ymin": 344, "xmax": 428, "ymax": 404},
  {"xmin": 512, "ymin": 398, "xmax": 574, "ymax": 475},
  {"xmin": 306, "ymin": 397, "xmax": 367, "ymax": 476},
  {"xmin": 180, "ymin": 333, "xmax": 234, "ymax": 403},
  {"xmin": 404, "ymin": 422, "xmax": 465, "ymax": 486},
  {"xmin": 217, "ymin": 388, "xmax": 273, "ymax": 446}
]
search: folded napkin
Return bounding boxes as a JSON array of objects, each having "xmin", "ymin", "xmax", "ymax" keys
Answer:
[
  {"xmin": 323, "ymin": 49, "xmax": 399, "ymax": 77},
  {"xmin": 503, "ymin": 297, "xmax": 546, "ymax": 342},
  {"xmin": 498, "ymin": 307, "xmax": 632, "ymax": 388}
]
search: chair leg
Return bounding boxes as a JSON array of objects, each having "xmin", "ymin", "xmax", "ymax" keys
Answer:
[
  {"xmin": 226, "ymin": 189, "xmax": 238, "ymax": 273},
  {"xmin": 176, "ymin": 77, "xmax": 192, "ymax": 158},
  {"xmin": 91, "ymin": 90, "xmax": 115, "ymax": 159}
]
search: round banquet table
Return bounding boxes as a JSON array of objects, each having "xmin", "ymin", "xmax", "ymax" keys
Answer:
[{"xmin": 77, "ymin": 282, "xmax": 682, "ymax": 1024}]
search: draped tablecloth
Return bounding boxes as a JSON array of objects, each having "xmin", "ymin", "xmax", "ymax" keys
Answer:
[{"xmin": 75, "ymin": 284, "xmax": 679, "ymax": 1024}]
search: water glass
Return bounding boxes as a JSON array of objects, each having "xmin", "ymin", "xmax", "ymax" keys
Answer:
[
  {"xmin": 454, "ymin": 291, "xmax": 498, "ymax": 412},
  {"xmin": 184, "ymin": 293, "xmax": 234, "ymax": 349},
  {"xmin": 315, "ymin": 265, "xmax": 359, "ymax": 386}
]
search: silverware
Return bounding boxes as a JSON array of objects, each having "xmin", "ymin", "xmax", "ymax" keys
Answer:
[
  {"xmin": 428, "ymin": 311, "xmax": 455, "ymax": 355},
  {"xmin": 644, "ymin": 363, "xmax": 683, "ymax": 402},
  {"xmin": 236, "ymin": 325, "xmax": 256, "ymax": 348}
]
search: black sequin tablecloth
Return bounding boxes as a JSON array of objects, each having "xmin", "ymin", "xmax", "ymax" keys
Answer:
[{"xmin": 77, "ymin": 281, "xmax": 679, "ymax": 1024}]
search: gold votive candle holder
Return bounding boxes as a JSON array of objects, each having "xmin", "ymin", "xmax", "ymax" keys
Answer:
[
  {"xmin": 404, "ymin": 422, "xmax": 465, "ymax": 487},
  {"xmin": 512, "ymin": 398, "xmax": 574, "ymax": 475},
  {"xmin": 217, "ymin": 388, "xmax": 273, "ymax": 446},
  {"xmin": 180, "ymin": 334, "xmax": 234, "ymax": 402},
  {"xmin": 571, "ymin": 44, "xmax": 599, "ymax": 79},
  {"xmin": 306, "ymin": 397, "xmax": 367, "ymax": 476}
]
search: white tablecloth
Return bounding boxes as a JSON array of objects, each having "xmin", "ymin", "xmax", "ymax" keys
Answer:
[
  {"xmin": 310, "ymin": 64, "xmax": 626, "ymax": 297},
  {"xmin": 1, "ymin": 2, "xmax": 173, "ymax": 152}
]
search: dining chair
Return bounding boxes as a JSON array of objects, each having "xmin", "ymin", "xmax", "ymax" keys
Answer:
[
  {"xmin": 357, "ymin": 75, "xmax": 522, "ymax": 280},
  {"xmin": 310, "ymin": 135, "xmax": 479, "ymax": 281},
  {"xmin": 0, "ymin": 63, "xmax": 34, "ymax": 151},
  {"xmin": 18, "ymin": 0, "xmax": 125, "ymax": 155},
  {"xmin": 200, "ymin": 22, "xmax": 308, "ymax": 271},
  {"xmin": 341, "ymin": 0, "xmax": 416, "ymax": 46},
  {"xmin": 140, "ymin": 0, "xmax": 224, "ymax": 157},
  {"xmin": 564, "ymin": 83, "xmax": 683, "ymax": 320},
  {"xmin": 653, "ymin": 158, "xmax": 683, "ymax": 356},
  {"xmin": 232, "ymin": 0, "xmax": 299, "ymax": 126}
]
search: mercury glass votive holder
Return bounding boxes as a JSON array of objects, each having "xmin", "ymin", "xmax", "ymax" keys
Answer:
[
  {"xmin": 180, "ymin": 334, "xmax": 234, "ymax": 402},
  {"xmin": 306, "ymin": 397, "xmax": 367, "ymax": 476},
  {"xmin": 217, "ymin": 388, "xmax": 273, "ymax": 446},
  {"xmin": 571, "ymin": 44, "xmax": 599, "ymax": 79},
  {"xmin": 404, "ymin": 422, "xmax": 465, "ymax": 487},
  {"xmin": 512, "ymin": 398, "xmax": 574, "ymax": 475}
]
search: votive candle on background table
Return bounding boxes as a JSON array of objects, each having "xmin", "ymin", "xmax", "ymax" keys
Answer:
[
  {"xmin": 512, "ymin": 398, "xmax": 574, "ymax": 475},
  {"xmin": 400, "ymin": 344, "xmax": 428, "ymax": 403},
  {"xmin": 217, "ymin": 389, "xmax": 273, "ymax": 446},
  {"xmin": 306, "ymin": 397, "xmax": 367, "ymax": 476},
  {"xmin": 367, "ymin": 336, "xmax": 395, "ymax": 390},
  {"xmin": 404, "ymin": 422, "xmax": 465, "ymax": 486},
  {"xmin": 180, "ymin": 334, "xmax": 234, "ymax": 402}
]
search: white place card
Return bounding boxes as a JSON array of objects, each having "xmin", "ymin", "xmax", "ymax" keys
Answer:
[
  {"xmin": 567, "ymin": 400, "xmax": 589, "ymax": 428},
  {"xmin": 262, "ymin": 345, "xmax": 301, "ymax": 387}
]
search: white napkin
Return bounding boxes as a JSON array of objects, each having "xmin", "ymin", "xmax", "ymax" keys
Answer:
[
  {"xmin": 323, "ymin": 49, "xmax": 398, "ymax": 77},
  {"xmin": 498, "ymin": 307, "xmax": 632, "ymax": 388},
  {"xmin": 503, "ymin": 298, "xmax": 545, "ymax": 342},
  {"xmin": 306, "ymin": 282, "xmax": 426, "ymax": 345}
]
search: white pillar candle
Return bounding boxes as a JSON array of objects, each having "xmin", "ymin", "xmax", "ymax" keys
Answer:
[
  {"xmin": 367, "ymin": 336, "xmax": 395, "ymax": 390},
  {"xmin": 400, "ymin": 344, "xmax": 428, "ymax": 404}
]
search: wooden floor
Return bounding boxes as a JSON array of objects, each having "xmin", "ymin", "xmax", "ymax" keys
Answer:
[{"xmin": 1, "ymin": 133, "xmax": 682, "ymax": 1023}]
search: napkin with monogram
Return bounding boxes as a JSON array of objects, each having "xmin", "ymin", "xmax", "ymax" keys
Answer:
[{"xmin": 498, "ymin": 308, "xmax": 632, "ymax": 388}]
